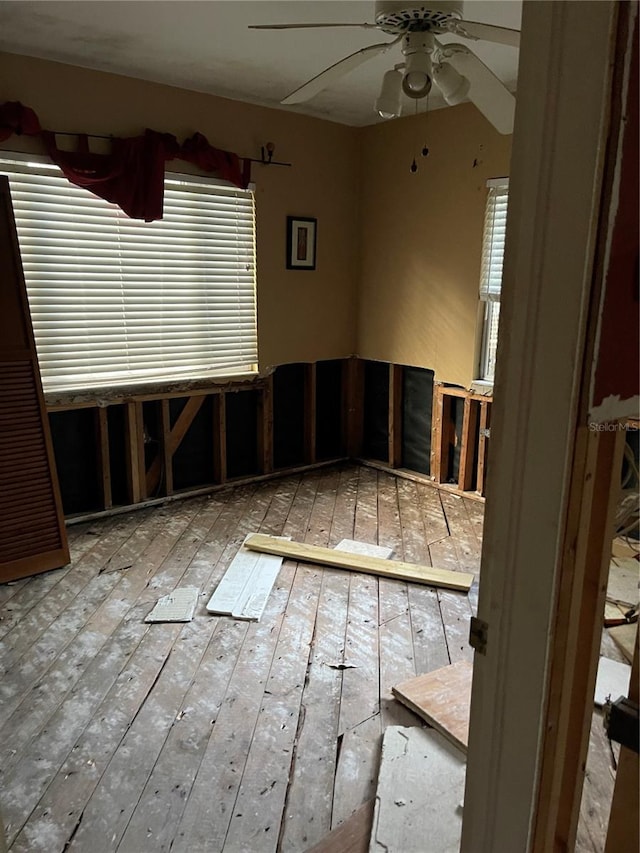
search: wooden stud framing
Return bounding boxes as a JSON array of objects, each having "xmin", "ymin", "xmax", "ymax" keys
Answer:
[
  {"xmin": 389, "ymin": 364, "xmax": 403, "ymax": 468},
  {"xmin": 257, "ymin": 374, "xmax": 273, "ymax": 475},
  {"xmin": 160, "ymin": 399, "xmax": 173, "ymax": 496},
  {"xmin": 532, "ymin": 426, "xmax": 626, "ymax": 852},
  {"xmin": 431, "ymin": 384, "xmax": 452, "ymax": 485},
  {"xmin": 344, "ymin": 357, "xmax": 364, "ymax": 458},
  {"xmin": 213, "ymin": 392, "xmax": 227, "ymax": 485},
  {"xmin": 124, "ymin": 401, "xmax": 144, "ymax": 504},
  {"xmin": 458, "ymin": 398, "xmax": 480, "ymax": 492},
  {"xmin": 304, "ymin": 362, "xmax": 317, "ymax": 465},
  {"xmin": 146, "ymin": 395, "xmax": 206, "ymax": 496},
  {"xmin": 476, "ymin": 401, "xmax": 491, "ymax": 496},
  {"xmin": 95, "ymin": 406, "xmax": 112, "ymax": 510}
]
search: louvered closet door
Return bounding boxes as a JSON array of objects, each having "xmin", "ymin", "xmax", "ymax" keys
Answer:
[{"xmin": 0, "ymin": 176, "xmax": 69, "ymax": 581}]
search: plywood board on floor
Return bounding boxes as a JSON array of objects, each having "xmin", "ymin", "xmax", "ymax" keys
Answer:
[
  {"xmin": 244, "ymin": 534, "xmax": 474, "ymax": 592},
  {"xmin": 369, "ymin": 726, "xmax": 465, "ymax": 853},
  {"xmin": 392, "ymin": 661, "xmax": 472, "ymax": 752},
  {"xmin": 607, "ymin": 622, "xmax": 637, "ymax": 663}
]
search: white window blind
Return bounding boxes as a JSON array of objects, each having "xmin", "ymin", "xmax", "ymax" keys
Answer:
[
  {"xmin": 479, "ymin": 178, "xmax": 509, "ymax": 302},
  {"xmin": 0, "ymin": 155, "xmax": 258, "ymax": 393}
]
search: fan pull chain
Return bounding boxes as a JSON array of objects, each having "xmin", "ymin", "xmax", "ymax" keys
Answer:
[
  {"xmin": 410, "ymin": 99, "xmax": 418, "ymax": 173},
  {"xmin": 410, "ymin": 96, "xmax": 430, "ymax": 174},
  {"xmin": 422, "ymin": 95, "xmax": 430, "ymax": 158}
]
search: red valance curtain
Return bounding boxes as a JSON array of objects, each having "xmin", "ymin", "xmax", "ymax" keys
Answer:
[{"xmin": 0, "ymin": 101, "xmax": 251, "ymax": 221}]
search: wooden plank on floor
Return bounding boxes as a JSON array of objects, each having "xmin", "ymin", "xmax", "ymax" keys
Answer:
[
  {"xmin": 396, "ymin": 478, "xmax": 450, "ymax": 676},
  {"xmin": 115, "ymin": 618, "xmax": 248, "ymax": 853},
  {"xmin": 244, "ymin": 535, "xmax": 474, "ymax": 592},
  {"xmin": 332, "ymin": 714, "xmax": 382, "ymax": 829},
  {"xmin": 172, "ymin": 471, "xmax": 324, "ymax": 853},
  {"xmin": 377, "ymin": 473, "xmax": 407, "ymax": 625},
  {"xmin": 1, "ymin": 606, "xmax": 153, "ymax": 848},
  {"xmin": 279, "ymin": 468, "xmax": 350, "ymax": 852},
  {"xmin": 339, "ymin": 572, "xmax": 381, "ymax": 736},
  {"xmin": 392, "ymin": 660, "xmax": 473, "ymax": 752},
  {"xmin": 379, "ymin": 612, "xmax": 418, "ymax": 729},
  {"xmin": 607, "ymin": 622, "xmax": 637, "ymax": 662},
  {"xmin": 8, "ymin": 608, "xmax": 181, "ymax": 852},
  {"xmin": 221, "ymin": 563, "xmax": 322, "ymax": 853},
  {"xmin": 306, "ymin": 798, "xmax": 374, "ymax": 853},
  {"xmin": 369, "ymin": 726, "xmax": 465, "ymax": 853}
]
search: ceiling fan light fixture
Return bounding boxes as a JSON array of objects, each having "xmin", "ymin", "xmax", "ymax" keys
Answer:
[
  {"xmin": 433, "ymin": 61, "xmax": 470, "ymax": 105},
  {"xmin": 401, "ymin": 44, "xmax": 433, "ymax": 98},
  {"xmin": 375, "ymin": 68, "xmax": 403, "ymax": 119}
]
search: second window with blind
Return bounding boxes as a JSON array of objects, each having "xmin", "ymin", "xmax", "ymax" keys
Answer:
[{"xmin": 478, "ymin": 177, "xmax": 508, "ymax": 382}]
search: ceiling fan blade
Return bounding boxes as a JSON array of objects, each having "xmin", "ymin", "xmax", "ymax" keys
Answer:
[
  {"xmin": 249, "ymin": 22, "xmax": 377, "ymax": 30},
  {"xmin": 447, "ymin": 19, "xmax": 520, "ymax": 48},
  {"xmin": 281, "ymin": 37, "xmax": 401, "ymax": 105},
  {"xmin": 438, "ymin": 44, "xmax": 515, "ymax": 134}
]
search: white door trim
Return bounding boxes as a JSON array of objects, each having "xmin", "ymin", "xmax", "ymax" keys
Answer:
[{"xmin": 461, "ymin": 2, "xmax": 618, "ymax": 851}]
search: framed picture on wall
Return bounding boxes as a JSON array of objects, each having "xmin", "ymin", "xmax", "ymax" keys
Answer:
[{"xmin": 286, "ymin": 216, "xmax": 317, "ymax": 270}]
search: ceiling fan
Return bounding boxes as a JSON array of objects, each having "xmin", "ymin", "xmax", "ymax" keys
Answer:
[{"xmin": 250, "ymin": 2, "xmax": 519, "ymax": 134}]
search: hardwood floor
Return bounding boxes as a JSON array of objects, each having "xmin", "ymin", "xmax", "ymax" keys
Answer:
[{"xmin": 0, "ymin": 464, "xmax": 616, "ymax": 852}]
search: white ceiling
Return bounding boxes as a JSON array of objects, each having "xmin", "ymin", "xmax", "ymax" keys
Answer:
[{"xmin": 0, "ymin": 1, "xmax": 522, "ymax": 127}]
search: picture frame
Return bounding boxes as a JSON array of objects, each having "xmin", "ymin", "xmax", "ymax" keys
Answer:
[{"xmin": 286, "ymin": 216, "xmax": 317, "ymax": 270}]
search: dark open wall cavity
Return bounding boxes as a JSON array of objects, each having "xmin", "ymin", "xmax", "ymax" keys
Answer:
[
  {"xmin": 273, "ymin": 363, "xmax": 306, "ymax": 469},
  {"xmin": 49, "ymin": 409, "xmax": 101, "ymax": 514},
  {"xmin": 107, "ymin": 404, "xmax": 128, "ymax": 507},
  {"xmin": 362, "ymin": 360, "xmax": 390, "ymax": 462},
  {"xmin": 225, "ymin": 391, "xmax": 259, "ymax": 480},
  {"xmin": 171, "ymin": 397, "xmax": 214, "ymax": 491},
  {"xmin": 315, "ymin": 359, "xmax": 344, "ymax": 460},
  {"xmin": 401, "ymin": 367, "xmax": 434, "ymax": 475}
]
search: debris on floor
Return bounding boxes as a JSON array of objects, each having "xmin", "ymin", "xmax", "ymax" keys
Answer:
[
  {"xmin": 334, "ymin": 539, "xmax": 394, "ymax": 560},
  {"xmin": 607, "ymin": 623, "xmax": 637, "ymax": 663},
  {"xmin": 594, "ymin": 655, "xmax": 632, "ymax": 707},
  {"xmin": 243, "ymin": 534, "xmax": 474, "ymax": 592},
  {"xmin": 607, "ymin": 556, "xmax": 640, "ymax": 609},
  {"xmin": 392, "ymin": 661, "xmax": 472, "ymax": 753},
  {"xmin": 144, "ymin": 587, "xmax": 199, "ymax": 623},
  {"xmin": 370, "ymin": 726, "xmax": 465, "ymax": 853},
  {"xmin": 206, "ymin": 535, "xmax": 289, "ymax": 621}
]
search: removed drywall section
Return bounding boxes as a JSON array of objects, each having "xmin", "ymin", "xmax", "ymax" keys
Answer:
[
  {"xmin": 401, "ymin": 366, "xmax": 434, "ymax": 475},
  {"xmin": 273, "ymin": 363, "xmax": 306, "ymax": 469},
  {"xmin": 107, "ymin": 404, "xmax": 129, "ymax": 507},
  {"xmin": 363, "ymin": 360, "xmax": 390, "ymax": 463},
  {"xmin": 170, "ymin": 396, "xmax": 215, "ymax": 491},
  {"xmin": 358, "ymin": 102, "xmax": 511, "ymax": 388},
  {"xmin": 49, "ymin": 409, "xmax": 102, "ymax": 515},
  {"xmin": 316, "ymin": 359, "xmax": 344, "ymax": 460},
  {"xmin": 225, "ymin": 390, "xmax": 259, "ymax": 480},
  {"xmin": 0, "ymin": 51, "xmax": 360, "ymax": 370}
]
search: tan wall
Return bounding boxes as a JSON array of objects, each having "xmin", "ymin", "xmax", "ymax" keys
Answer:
[
  {"xmin": 358, "ymin": 102, "xmax": 511, "ymax": 387},
  {"xmin": 0, "ymin": 52, "xmax": 360, "ymax": 370}
]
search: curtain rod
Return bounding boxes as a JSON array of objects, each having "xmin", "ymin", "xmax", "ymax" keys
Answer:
[{"xmin": 50, "ymin": 131, "xmax": 292, "ymax": 167}]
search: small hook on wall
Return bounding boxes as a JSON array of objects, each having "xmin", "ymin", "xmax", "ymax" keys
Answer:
[{"xmin": 261, "ymin": 141, "xmax": 275, "ymax": 164}]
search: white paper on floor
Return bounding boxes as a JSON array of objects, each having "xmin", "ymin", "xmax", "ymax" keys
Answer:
[{"xmin": 594, "ymin": 656, "xmax": 632, "ymax": 707}]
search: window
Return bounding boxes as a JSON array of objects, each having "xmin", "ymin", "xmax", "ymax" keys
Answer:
[
  {"xmin": 478, "ymin": 178, "xmax": 508, "ymax": 382},
  {"xmin": 0, "ymin": 155, "xmax": 258, "ymax": 393}
]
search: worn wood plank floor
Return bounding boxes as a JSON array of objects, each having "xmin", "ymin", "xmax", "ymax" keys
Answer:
[{"xmin": 0, "ymin": 464, "xmax": 615, "ymax": 852}]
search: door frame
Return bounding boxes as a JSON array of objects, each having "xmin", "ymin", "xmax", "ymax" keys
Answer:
[{"xmin": 461, "ymin": 1, "xmax": 629, "ymax": 850}]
